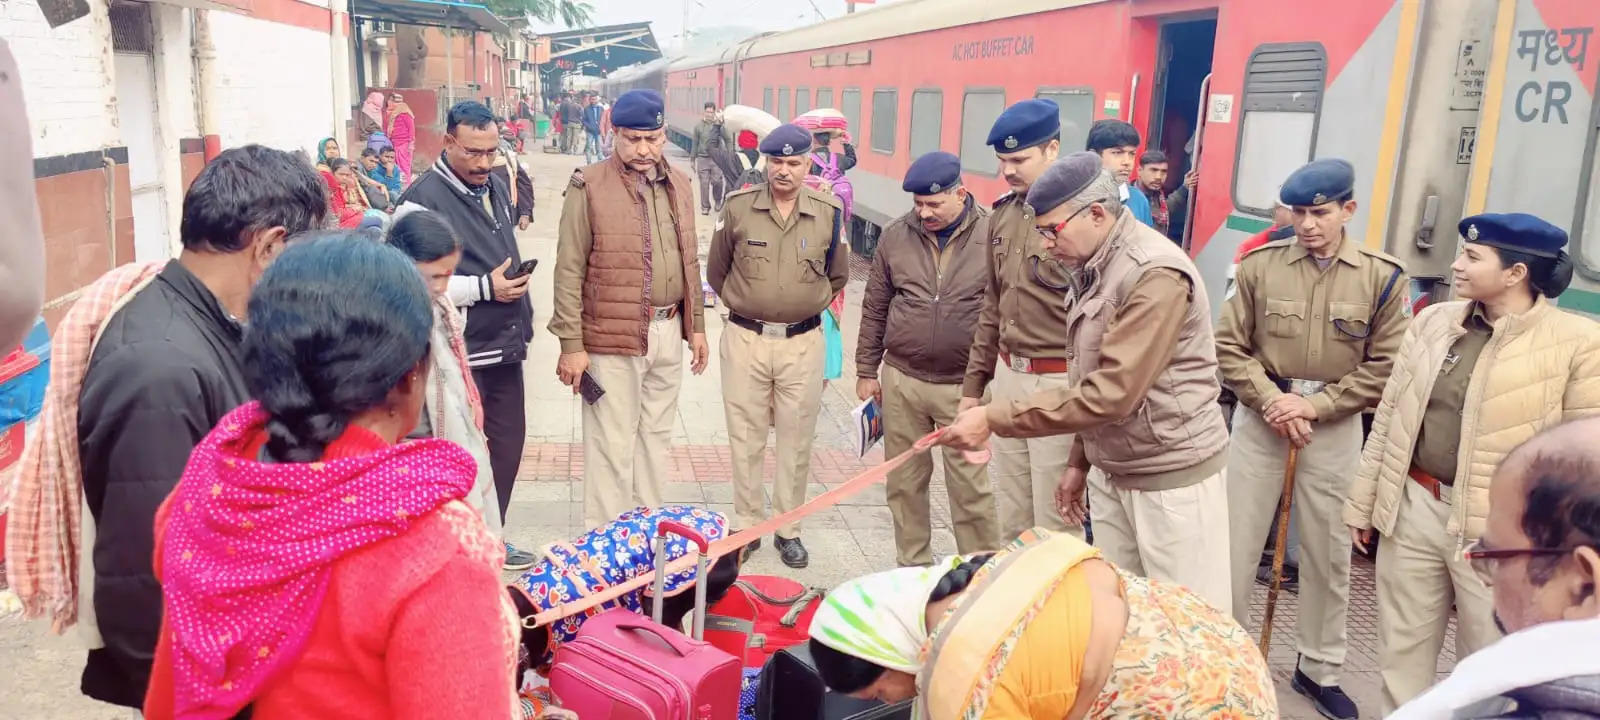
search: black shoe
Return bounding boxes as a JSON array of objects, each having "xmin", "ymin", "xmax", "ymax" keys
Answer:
[
  {"xmin": 1292, "ymin": 667, "xmax": 1358, "ymax": 720},
  {"xmin": 775, "ymin": 536, "xmax": 809, "ymax": 568},
  {"xmin": 503, "ymin": 542, "xmax": 537, "ymax": 571}
]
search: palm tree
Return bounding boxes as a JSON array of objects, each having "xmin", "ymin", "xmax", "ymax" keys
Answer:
[{"xmin": 515, "ymin": 0, "xmax": 594, "ymax": 27}]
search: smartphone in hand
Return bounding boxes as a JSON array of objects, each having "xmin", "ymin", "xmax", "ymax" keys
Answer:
[
  {"xmin": 505, "ymin": 259, "xmax": 538, "ymax": 280},
  {"xmin": 578, "ymin": 371, "xmax": 605, "ymax": 405}
]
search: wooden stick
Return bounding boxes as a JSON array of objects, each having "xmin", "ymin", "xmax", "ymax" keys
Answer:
[{"xmin": 1259, "ymin": 445, "xmax": 1301, "ymax": 657}]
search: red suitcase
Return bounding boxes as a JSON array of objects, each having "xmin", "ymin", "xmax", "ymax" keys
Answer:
[
  {"xmin": 705, "ymin": 576, "xmax": 824, "ymax": 668},
  {"xmin": 548, "ymin": 521, "xmax": 741, "ymax": 720}
]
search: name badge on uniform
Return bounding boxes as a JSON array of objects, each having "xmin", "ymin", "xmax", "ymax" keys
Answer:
[
  {"xmin": 748, "ymin": 239, "xmax": 768, "ymax": 247},
  {"xmin": 1442, "ymin": 352, "xmax": 1461, "ymax": 375}
]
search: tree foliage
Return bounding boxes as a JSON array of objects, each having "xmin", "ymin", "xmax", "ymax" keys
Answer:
[{"xmin": 485, "ymin": 0, "xmax": 594, "ymax": 27}]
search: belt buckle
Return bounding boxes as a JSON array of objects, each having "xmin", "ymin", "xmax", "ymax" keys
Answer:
[
  {"xmin": 652, "ymin": 307, "xmax": 673, "ymax": 321},
  {"xmin": 761, "ymin": 322, "xmax": 787, "ymax": 339},
  {"xmin": 1009, "ymin": 355, "xmax": 1029, "ymax": 373},
  {"xmin": 1286, "ymin": 379, "xmax": 1327, "ymax": 397}
]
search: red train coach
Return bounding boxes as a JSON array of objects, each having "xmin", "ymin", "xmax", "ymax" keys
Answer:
[{"xmin": 665, "ymin": 0, "xmax": 1600, "ymax": 318}]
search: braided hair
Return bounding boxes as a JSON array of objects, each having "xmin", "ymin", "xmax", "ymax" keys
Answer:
[{"xmin": 243, "ymin": 233, "xmax": 432, "ymax": 463}]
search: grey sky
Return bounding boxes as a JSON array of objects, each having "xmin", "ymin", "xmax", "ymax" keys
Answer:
[{"xmin": 542, "ymin": 0, "xmax": 907, "ymax": 52}]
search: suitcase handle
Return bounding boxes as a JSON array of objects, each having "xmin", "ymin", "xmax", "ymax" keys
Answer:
[
  {"xmin": 613, "ymin": 620, "xmax": 700, "ymax": 658},
  {"xmin": 650, "ymin": 521, "xmax": 712, "ymax": 639},
  {"xmin": 656, "ymin": 521, "xmax": 709, "ymax": 553}
]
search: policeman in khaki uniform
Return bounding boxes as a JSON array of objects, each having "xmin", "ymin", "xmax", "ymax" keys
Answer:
[
  {"xmin": 707, "ymin": 124, "xmax": 848, "ymax": 569},
  {"xmin": 549, "ymin": 89, "xmax": 709, "ymax": 529},
  {"xmin": 960, "ymin": 98, "xmax": 1084, "ymax": 543},
  {"xmin": 1216, "ymin": 158, "xmax": 1410, "ymax": 720}
]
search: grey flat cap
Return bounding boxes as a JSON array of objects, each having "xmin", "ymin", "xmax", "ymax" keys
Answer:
[{"xmin": 1026, "ymin": 151, "xmax": 1104, "ymax": 215}]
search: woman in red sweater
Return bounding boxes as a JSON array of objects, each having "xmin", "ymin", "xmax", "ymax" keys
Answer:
[{"xmin": 144, "ymin": 233, "xmax": 519, "ymax": 720}]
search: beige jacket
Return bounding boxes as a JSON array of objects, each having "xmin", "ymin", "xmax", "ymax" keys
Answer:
[
  {"xmin": 1344, "ymin": 298, "xmax": 1600, "ymax": 541},
  {"xmin": 426, "ymin": 298, "xmax": 502, "ymax": 536}
]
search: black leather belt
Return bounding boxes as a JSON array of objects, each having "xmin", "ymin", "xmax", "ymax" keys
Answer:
[
  {"xmin": 1267, "ymin": 373, "xmax": 1328, "ymax": 396},
  {"xmin": 728, "ymin": 313, "xmax": 821, "ymax": 338}
]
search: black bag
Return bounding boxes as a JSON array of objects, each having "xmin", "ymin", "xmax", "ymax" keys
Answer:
[{"xmin": 755, "ymin": 645, "xmax": 912, "ymax": 720}]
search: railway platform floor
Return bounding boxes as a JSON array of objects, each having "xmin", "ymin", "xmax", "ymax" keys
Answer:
[{"xmin": 0, "ymin": 142, "xmax": 1451, "ymax": 719}]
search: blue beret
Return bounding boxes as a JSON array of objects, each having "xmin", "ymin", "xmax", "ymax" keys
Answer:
[
  {"xmin": 902, "ymin": 151, "xmax": 962, "ymax": 194},
  {"xmin": 760, "ymin": 123, "xmax": 813, "ymax": 157},
  {"xmin": 611, "ymin": 90, "xmax": 664, "ymax": 131},
  {"xmin": 1459, "ymin": 213, "xmax": 1568, "ymax": 258},
  {"xmin": 1026, "ymin": 152, "xmax": 1104, "ymax": 215},
  {"xmin": 1279, "ymin": 158, "xmax": 1355, "ymax": 207},
  {"xmin": 986, "ymin": 99, "xmax": 1060, "ymax": 152}
]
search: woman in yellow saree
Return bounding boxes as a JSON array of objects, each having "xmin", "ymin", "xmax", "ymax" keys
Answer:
[{"xmin": 808, "ymin": 529, "xmax": 1277, "ymax": 719}]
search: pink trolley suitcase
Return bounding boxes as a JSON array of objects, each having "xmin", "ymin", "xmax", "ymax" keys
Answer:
[{"xmin": 548, "ymin": 520, "xmax": 741, "ymax": 719}]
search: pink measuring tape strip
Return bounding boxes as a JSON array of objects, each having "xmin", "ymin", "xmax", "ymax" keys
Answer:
[{"xmin": 528, "ymin": 428, "xmax": 988, "ymax": 626}]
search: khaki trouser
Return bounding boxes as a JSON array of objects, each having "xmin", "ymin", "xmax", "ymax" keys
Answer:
[
  {"xmin": 1228, "ymin": 406, "xmax": 1361, "ymax": 685},
  {"xmin": 1086, "ymin": 466, "xmax": 1233, "ymax": 615},
  {"xmin": 1375, "ymin": 479, "xmax": 1500, "ymax": 713},
  {"xmin": 988, "ymin": 363, "xmax": 1084, "ymax": 543},
  {"xmin": 582, "ymin": 314, "xmax": 685, "ymax": 528},
  {"xmin": 721, "ymin": 323, "xmax": 824, "ymax": 539},
  {"xmin": 881, "ymin": 364, "xmax": 1000, "ymax": 566}
]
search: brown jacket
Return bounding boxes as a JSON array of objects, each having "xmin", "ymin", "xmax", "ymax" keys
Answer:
[
  {"xmin": 856, "ymin": 198, "xmax": 989, "ymax": 384},
  {"xmin": 548, "ymin": 155, "xmax": 704, "ymax": 356},
  {"xmin": 989, "ymin": 211, "xmax": 1228, "ymax": 490}
]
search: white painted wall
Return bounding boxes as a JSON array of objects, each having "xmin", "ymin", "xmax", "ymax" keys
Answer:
[
  {"xmin": 0, "ymin": 0, "xmax": 117, "ymax": 157},
  {"xmin": 207, "ymin": 10, "xmax": 338, "ymax": 156}
]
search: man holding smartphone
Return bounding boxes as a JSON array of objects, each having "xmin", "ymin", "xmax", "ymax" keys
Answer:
[
  {"xmin": 549, "ymin": 89, "xmax": 709, "ymax": 529},
  {"xmin": 396, "ymin": 100, "xmax": 537, "ymax": 569}
]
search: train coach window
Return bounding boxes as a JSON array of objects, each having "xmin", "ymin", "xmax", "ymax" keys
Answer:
[
  {"xmin": 1036, "ymin": 88, "xmax": 1095, "ymax": 156},
  {"xmin": 763, "ymin": 87, "xmax": 773, "ymax": 114},
  {"xmin": 910, "ymin": 90, "xmax": 943, "ymax": 159},
  {"xmin": 1233, "ymin": 42, "xmax": 1328, "ymax": 217},
  {"xmin": 872, "ymin": 89, "xmax": 898, "ymax": 154},
  {"xmin": 960, "ymin": 88, "xmax": 1006, "ymax": 176},
  {"xmin": 841, "ymin": 89, "xmax": 862, "ymax": 136},
  {"xmin": 817, "ymin": 87, "xmax": 834, "ymax": 110},
  {"xmin": 778, "ymin": 87, "xmax": 791, "ymax": 122},
  {"xmin": 796, "ymin": 87, "xmax": 811, "ymax": 115}
]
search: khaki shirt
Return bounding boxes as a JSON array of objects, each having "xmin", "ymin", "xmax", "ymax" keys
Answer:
[
  {"xmin": 1215, "ymin": 234, "xmax": 1410, "ymax": 420},
  {"xmin": 1412, "ymin": 304, "xmax": 1493, "ymax": 484},
  {"xmin": 706, "ymin": 184, "xmax": 848, "ymax": 324},
  {"xmin": 550, "ymin": 168, "xmax": 703, "ymax": 354},
  {"xmin": 960, "ymin": 193, "xmax": 1074, "ymax": 398}
]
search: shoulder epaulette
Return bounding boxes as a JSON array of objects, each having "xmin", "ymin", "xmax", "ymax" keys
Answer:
[
  {"xmin": 806, "ymin": 187, "xmax": 844, "ymax": 210},
  {"xmin": 1243, "ymin": 238, "xmax": 1295, "ymax": 258},
  {"xmin": 724, "ymin": 185, "xmax": 762, "ymax": 202},
  {"xmin": 1356, "ymin": 245, "xmax": 1406, "ymax": 271},
  {"xmin": 991, "ymin": 191, "xmax": 1019, "ymax": 210}
]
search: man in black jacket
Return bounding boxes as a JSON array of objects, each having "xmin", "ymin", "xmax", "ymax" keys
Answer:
[
  {"xmin": 76, "ymin": 145, "xmax": 327, "ymax": 709},
  {"xmin": 397, "ymin": 100, "xmax": 537, "ymax": 569}
]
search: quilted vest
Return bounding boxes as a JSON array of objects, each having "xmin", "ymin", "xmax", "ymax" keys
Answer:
[
  {"xmin": 1066, "ymin": 211, "xmax": 1229, "ymax": 479},
  {"xmin": 580, "ymin": 155, "xmax": 700, "ymax": 355}
]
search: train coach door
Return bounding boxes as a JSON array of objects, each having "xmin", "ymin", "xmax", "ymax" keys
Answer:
[{"xmin": 1146, "ymin": 15, "xmax": 1218, "ymax": 244}]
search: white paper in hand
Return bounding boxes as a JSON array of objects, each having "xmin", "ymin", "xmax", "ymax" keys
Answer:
[{"xmin": 851, "ymin": 397, "xmax": 884, "ymax": 458}]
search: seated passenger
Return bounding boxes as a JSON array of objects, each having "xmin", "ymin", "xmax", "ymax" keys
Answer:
[{"xmin": 808, "ymin": 529, "xmax": 1276, "ymax": 719}]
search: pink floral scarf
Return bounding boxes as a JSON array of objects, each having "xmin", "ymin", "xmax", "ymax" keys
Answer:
[{"xmin": 158, "ymin": 402, "xmax": 476, "ymax": 719}]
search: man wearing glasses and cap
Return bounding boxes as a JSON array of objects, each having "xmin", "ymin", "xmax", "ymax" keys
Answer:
[
  {"xmin": 1215, "ymin": 158, "xmax": 1410, "ymax": 720},
  {"xmin": 941, "ymin": 151, "xmax": 1234, "ymax": 613},
  {"xmin": 960, "ymin": 98, "xmax": 1085, "ymax": 544},
  {"xmin": 707, "ymin": 123, "xmax": 848, "ymax": 569}
]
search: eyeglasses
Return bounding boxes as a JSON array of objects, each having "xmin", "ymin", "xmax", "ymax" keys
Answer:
[
  {"xmin": 1462, "ymin": 538, "xmax": 1574, "ymax": 585},
  {"xmin": 1035, "ymin": 201, "xmax": 1100, "ymax": 241},
  {"xmin": 455, "ymin": 145, "xmax": 500, "ymax": 160}
]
